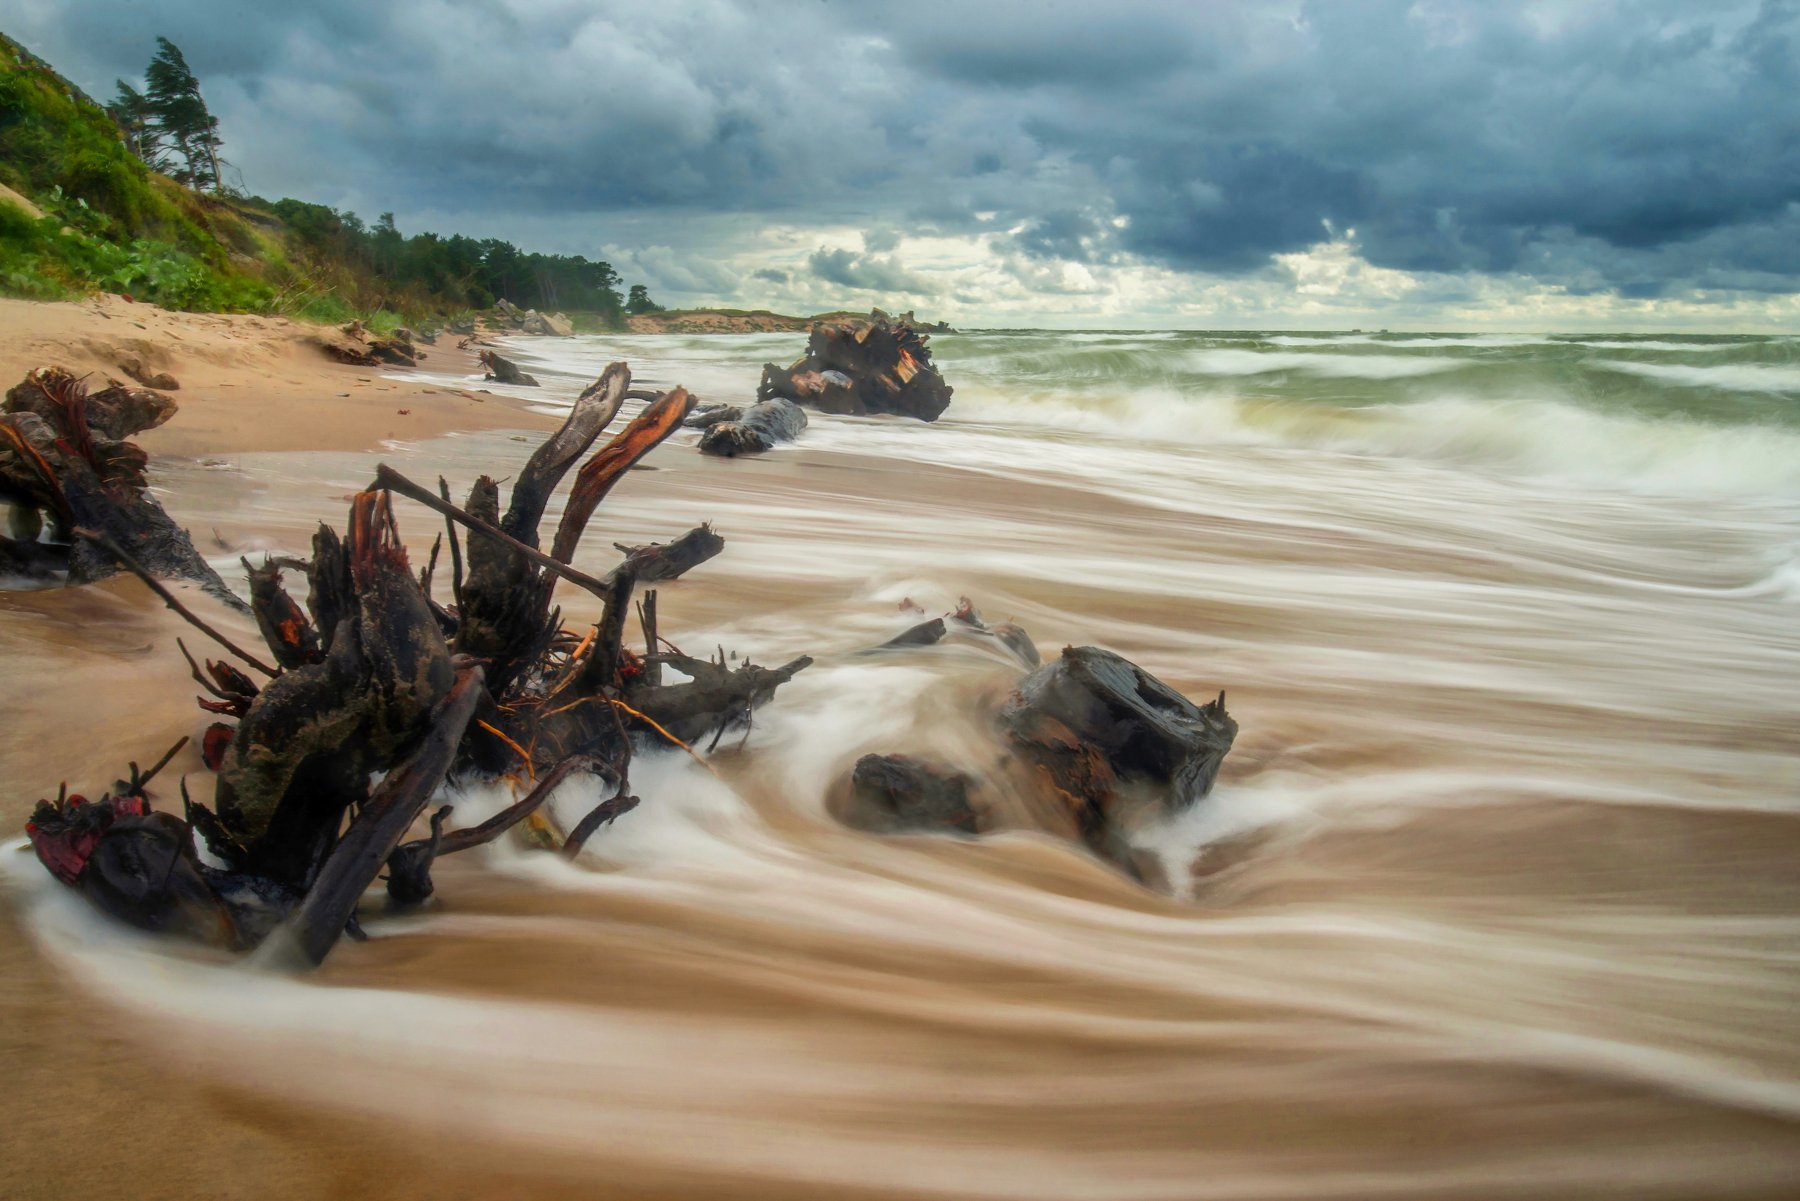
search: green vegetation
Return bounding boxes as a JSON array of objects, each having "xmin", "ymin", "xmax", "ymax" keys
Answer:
[
  {"xmin": 113, "ymin": 37, "xmax": 225, "ymax": 192},
  {"xmin": 0, "ymin": 32, "xmax": 661, "ymax": 328}
]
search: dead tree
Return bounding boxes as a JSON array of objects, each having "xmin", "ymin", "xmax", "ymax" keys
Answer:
[{"xmin": 21, "ymin": 361, "xmax": 814, "ymax": 966}]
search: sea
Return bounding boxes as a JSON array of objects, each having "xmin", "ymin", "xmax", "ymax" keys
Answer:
[{"xmin": 6, "ymin": 327, "xmax": 1798, "ymax": 1199}]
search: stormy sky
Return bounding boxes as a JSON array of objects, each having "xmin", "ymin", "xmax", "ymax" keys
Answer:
[{"xmin": 13, "ymin": 0, "xmax": 1800, "ymax": 328}]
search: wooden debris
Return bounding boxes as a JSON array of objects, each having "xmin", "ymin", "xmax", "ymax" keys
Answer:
[
  {"xmin": 759, "ymin": 308, "xmax": 953, "ymax": 421},
  {"xmin": 16, "ymin": 361, "xmax": 818, "ymax": 965},
  {"xmin": 698, "ymin": 397, "xmax": 807, "ymax": 457},
  {"xmin": 479, "ymin": 350, "xmax": 539, "ymax": 387},
  {"xmin": 1, "ymin": 367, "xmax": 234, "ymax": 602}
]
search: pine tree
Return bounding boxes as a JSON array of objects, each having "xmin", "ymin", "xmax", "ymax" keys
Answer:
[
  {"xmin": 107, "ymin": 80, "xmax": 171, "ymax": 173},
  {"xmin": 626, "ymin": 284, "xmax": 663, "ymax": 315},
  {"xmin": 143, "ymin": 37, "xmax": 223, "ymax": 191}
]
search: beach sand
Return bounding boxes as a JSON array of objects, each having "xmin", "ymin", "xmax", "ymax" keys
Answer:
[{"xmin": 0, "ymin": 295, "xmax": 558, "ymax": 456}]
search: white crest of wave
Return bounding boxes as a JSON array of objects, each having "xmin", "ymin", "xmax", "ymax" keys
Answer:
[
  {"xmin": 1185, "ymin": 348, "xmax": 1465, "ymax": 379},
  {"xmin": 1592, "ymin": 360, "xmax": 1800, "ymax": 392},
  {"xmin": 952, "ymin": 387, "xmax": 1800, "ymax": 496}
]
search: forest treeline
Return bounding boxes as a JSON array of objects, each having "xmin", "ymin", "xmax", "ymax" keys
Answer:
[{"xmin": 0, "ymin": 33, "xmax": 661, "ymax": 325}]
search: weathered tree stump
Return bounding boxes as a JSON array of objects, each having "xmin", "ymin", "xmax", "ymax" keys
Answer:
[
  {"xmin": 0, "ymin": 368, "xmax": 233, "ymax": 602},
  {"xmin": 759, "ymin": 308, "xmax": 952, "ymax": 421},
  {"xmin": 999, "ymin": 646, "xmax": 1237, "ymax": 856},
  {"xmin": 18, "ymin": 361, "xmax": 819, "ymax": 965}
]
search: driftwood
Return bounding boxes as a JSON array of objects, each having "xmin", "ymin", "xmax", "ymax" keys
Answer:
[
  {"xmin": 0, "ymin": 368, "xmax": 235, "ymax": 604},
  {"xmin": 21, "ymin": 361, "xmax": 815, "ymax": 966},
  {"xmin": 845, "ymin": 608, "xmax": 1235, "ymax": 871},
  {"xmin": 759, "ymin": 308, "xmax": 952, "ymax": 421},
  {"xmin": 998, "ymin": 646, "xmax": 1236, "ymax": 865},
  {"xmin": 867, "ymin": 597, "xmax": 1040, "ymax": 669},
  {"xmin": 609, "ymin": 524, "xmax": 725, "ymax": 583},
  {"xmin": 312, "ymin": 322, "xmax": 418, "ymax": 367},
  {"xmin": 479, "ymin": 350, "xmax": 539, "ymax": 387},
  {"xmin": 697, "ymin": 397, "xmax": 807, "ymax": 457}
]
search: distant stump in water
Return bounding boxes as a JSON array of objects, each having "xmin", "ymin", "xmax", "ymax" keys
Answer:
[{"xmin": 759, "ymin": 308, "xmax": 952, "ymax": 421}]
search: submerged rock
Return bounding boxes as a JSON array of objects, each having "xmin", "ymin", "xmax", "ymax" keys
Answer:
[{"xmin": 845, "ymin": 753, "xmax": 979, "ymax": 834}]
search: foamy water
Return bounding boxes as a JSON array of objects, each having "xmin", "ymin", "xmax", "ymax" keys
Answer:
[{"xmin": 6, "ymin": 328, "xmax": 1799, "ymax": 1199}]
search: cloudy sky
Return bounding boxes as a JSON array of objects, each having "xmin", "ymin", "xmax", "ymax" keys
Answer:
[{"xmin": 13, "ymin": 0, "xmax": 1800, "ymax": 328}]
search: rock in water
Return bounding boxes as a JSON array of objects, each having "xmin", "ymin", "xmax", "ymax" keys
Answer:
[
  {"xmin": 698, "ymin": 397, "xmax": 807, "ymax": 457},
  {"xmin": 846, "ymin": 754, "xmax": 978, "ymax": 834},
  {"xmin": 758, "ymin": 308, "xmax": 952, "ymax": 421},
  {"xmin": 999, "ymin": 646, "xmax": 1236, "ymax": 844}
]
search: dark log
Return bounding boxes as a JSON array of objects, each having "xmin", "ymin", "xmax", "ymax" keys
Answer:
[
  {"xmin": 278, "ymin": 664, "xmax": 485, "ymax": 966},
  {"xmin": 698, "ymin": 397, "xmax": 807, "ymax": 457},
  {"xmin": 7, "ymin": 370, "xmax": 178, "ymax": 440},
  {"xmin": 609, "ymin": 524, "xmax": 725, "ymax": 584},
  {"xmin": 864, "ymin": 599, "xmax": 1040, "ymax": 669},
  {"xmin": 479, "ymin": 350, "xmax": 539, "ymax": 387},
  {"xmin": 563, "ymin": 793, "xmax": 639, "ymax": 858},
  {"xmin": 27, "ymin": 785, "xmax": 237, "ymax": 947},
  {"xmin": 16, "ymin": 358, "xmax": 838, "ymax": 963},
  {"xmin": 950, "ymin": 597, "xmax": 1040, "ymax": 668},
  {"xmin": 683, "ymin": 404, "xmax": 741, "ymax": 430},
  {"xmin": 373, "ymin": 465, "xmax": 615, "ymax": 602},
  {"xmin": 871, "ymin": 617, "xmax": 947, "ymax": 651},
  {"xmin": 622, "ymin": 652, "xmax": 813, "ymax": 746},
  {"xmin": 846, "ymin": 754, "xmax": 978, "ymax": 834},
  {"xmin": 998, "ymin": 647, "xmax": 1237, "ymax": 845},
  {"xmin": 758, "ymin": 309, "xmax": 952, "ymax": 421},
  {"xmin": 213, "ymin": 491, "xmax": 453, "ymax": 888}
]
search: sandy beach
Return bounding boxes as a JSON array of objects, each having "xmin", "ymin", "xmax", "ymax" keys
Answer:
[{"xmin": 0, "ymin": 296, "xmax": 559, "ymax": 456}]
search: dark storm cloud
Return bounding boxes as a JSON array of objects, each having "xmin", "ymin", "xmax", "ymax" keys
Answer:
[{"xmin": 11, "ymin": 0, "xmax": 1798, "ymax": 297}]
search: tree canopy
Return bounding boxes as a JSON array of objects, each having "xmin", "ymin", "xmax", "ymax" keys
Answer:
[{"xmin": 111, "ymin": 37, "xmax": 223, "ymax": 192}]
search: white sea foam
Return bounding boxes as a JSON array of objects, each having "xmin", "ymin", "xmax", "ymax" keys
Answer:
[
  {"xmin": 1591, "ymin": 359, "xmax": 1800, "ymax": 392},
  {"xmin": 1184, "ymin": 349, "xmax": 1467, "ymax": 379},
  {"xmin": 945, "ymin": 386, "xmax": 1800, "ymax": 496}
]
